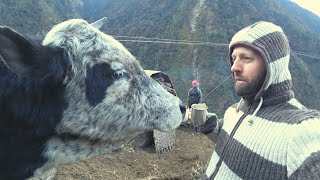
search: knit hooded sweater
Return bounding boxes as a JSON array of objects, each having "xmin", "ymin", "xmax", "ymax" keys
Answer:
[{"xmin": 205, "ymin": 22, "xmax": 320, "ymax": 179}]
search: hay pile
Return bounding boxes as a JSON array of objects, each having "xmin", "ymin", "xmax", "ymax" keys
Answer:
[{"xmin": 55, "ymin": 127, "xmax": 217, "ymax": 180}]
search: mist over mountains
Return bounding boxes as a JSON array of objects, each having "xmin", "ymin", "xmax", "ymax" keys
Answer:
[{"xmin": 1, "ymin": 0, "xmax": 319, "ymax": 116}]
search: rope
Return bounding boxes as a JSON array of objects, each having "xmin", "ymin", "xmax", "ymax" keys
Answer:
[
  {"xmin": 117, "ymin": 39, "xmax": 228, "ymax": 47},
  {"xmin": 114, "ymin": 35, "xmax": 320, "ymax": 59},
  {"xmin": 292, "ymin": 84, "xmax": 308, "ymax": 106},
  {"xmin": 114, "ymin": 36, "xmax": 320, "ymax": 106},
  {"xmin": 201, "ymin": 74, "xmax": 233, "ymax": 101},
  {"xmin": 292, "ymin": 50, "xmax": 320, "ymax": 59}
]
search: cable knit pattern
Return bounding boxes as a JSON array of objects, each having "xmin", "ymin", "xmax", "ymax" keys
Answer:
[
  {"xmin": 205, "ymin": 21, "xmax": 320, "ymax": 180},
  {"xmin": 205, "ymin": 101, "xmax": 320, "ymax": 179}
]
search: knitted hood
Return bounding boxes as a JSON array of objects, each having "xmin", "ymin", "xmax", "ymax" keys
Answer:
[{"xmin": 229, "ymin": 21, "xmax": 292, "ymax": 101}]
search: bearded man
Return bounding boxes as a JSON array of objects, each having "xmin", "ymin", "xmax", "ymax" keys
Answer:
[{"xmin": 204, "ymin": 21, "xmax": 320, "ymax": 180}]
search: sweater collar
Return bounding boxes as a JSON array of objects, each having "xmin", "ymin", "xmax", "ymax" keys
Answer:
[
  {"xmin": 261, "ymin": 80, "xmax": 294, "ymax": 106},
  {"xmin": 240, "ymin": 80, "xmax": 294, "ymax": 110}
]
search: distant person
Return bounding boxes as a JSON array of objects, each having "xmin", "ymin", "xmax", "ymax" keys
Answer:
[
  {"xmin": 187, "ymin": 80, "xmax": 202, "ymax": 108},
  {"xmin": 203, "ymin": 21, "xmax": 320, "ymax": 179}
]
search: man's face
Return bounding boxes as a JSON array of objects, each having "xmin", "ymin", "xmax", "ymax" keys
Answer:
[
  {"xmin": 231, "ymin": 46, "xmax": 266, "ymax": 97},
  {"xmin": 192, "ymin": 82, "xmax": 198, "ymax": 88}
]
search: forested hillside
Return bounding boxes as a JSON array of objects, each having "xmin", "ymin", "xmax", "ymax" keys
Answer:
[
  {"xmin": 1, "ymin": 0, "xmax": 319, "ymax": 116},
  {"xmin": 81, "ymin": 0, "xmax": 320, "ymax": 116},
  {"xmin": 0, "ymin": 0, "xmax": 79, "ymax": 37}
]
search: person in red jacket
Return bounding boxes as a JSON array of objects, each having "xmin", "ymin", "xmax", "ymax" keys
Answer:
[{"xmin": 187, "ymin": 80, "xmax": 202, "ymax": 108}]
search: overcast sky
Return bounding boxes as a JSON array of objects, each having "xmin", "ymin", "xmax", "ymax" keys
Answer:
[{"xmin": 290, "ymin": 0, "xmax": 320, "ymax": 16}]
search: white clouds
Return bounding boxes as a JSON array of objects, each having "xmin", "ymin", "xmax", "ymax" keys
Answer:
[{"xmin": 290, "ymin": 0, "xmax": 320, "ymax": 16}]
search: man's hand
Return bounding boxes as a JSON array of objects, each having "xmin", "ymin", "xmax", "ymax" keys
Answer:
[{"xmin": 195, "ymin": 112, "xmax": 219, "ymax": 134}]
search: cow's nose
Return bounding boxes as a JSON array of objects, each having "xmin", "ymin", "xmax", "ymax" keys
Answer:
[{"xmin": 179, "ymin": 102, "xmax": 186, "ymax": 118}]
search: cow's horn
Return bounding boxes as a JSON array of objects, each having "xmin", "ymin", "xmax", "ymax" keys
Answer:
[{"xmin": 91, "ymin": 17, "xmax": 108, "ymax": 30}]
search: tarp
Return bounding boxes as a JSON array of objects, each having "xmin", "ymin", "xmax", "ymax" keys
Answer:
[
  {"xmin": 144, "ymin": 70, "xmax": 177, "ymax": 96},
  {"xmin": 144, "ymin": 70, "xmax": 178, "ymax": 157}
]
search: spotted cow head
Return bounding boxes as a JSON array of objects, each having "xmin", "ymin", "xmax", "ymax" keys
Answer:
[{"xmin": 0, "ymin": 18, "xmax": 185, "ymax": 178}]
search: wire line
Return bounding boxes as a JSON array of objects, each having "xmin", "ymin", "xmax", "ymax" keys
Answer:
[
  {"xmin": 201, "ymin": 74, "xmax": 233, "ymax": 101},
  {"xmin": 113, "ymin": 35, "xmax": 320, "ymax": 59},
  {"xmin": 114, "ymin": 35, "xmax": 319, "ymax": 107}
]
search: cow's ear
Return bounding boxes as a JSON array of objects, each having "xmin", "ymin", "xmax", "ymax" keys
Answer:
[{"xmin": 0, "ymin": 26, "xmax": 43, "ymax": 76}]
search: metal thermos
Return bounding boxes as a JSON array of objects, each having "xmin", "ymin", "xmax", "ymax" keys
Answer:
[{"xmin": 191, "ymin": 103, "xmax": 208, "ymax": 126}]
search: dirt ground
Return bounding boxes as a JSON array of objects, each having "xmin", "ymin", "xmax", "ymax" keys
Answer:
[{"xmin": 55, "ymin": 126, "xmax": 217, "ymax": 180}]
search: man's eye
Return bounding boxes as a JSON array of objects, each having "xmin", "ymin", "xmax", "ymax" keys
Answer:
[{"xmin": 243, "ymin": 57, "xmax": 253, "ymax": 62}]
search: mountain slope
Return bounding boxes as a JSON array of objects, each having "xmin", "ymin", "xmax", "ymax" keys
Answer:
[
  {"xmin": 277, "ymin": 0, "xmax": 320, "ymax": 35},
  {"xmin": 84, "ymin": 0, "xmax": 320, "ymax": 115},
  {"xmin": 0, "ymin": 0, "xmax": 79, "ymax": 37}
]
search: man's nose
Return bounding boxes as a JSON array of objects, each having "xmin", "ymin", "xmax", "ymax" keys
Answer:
[{"xmin": 231, "ymin": 60, "xmax": 242, "ymax": 73}]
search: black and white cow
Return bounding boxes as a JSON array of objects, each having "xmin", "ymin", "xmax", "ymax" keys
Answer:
[{"xmin": 0, "ymin": 18, "xmax": 185, "ymax": 180}]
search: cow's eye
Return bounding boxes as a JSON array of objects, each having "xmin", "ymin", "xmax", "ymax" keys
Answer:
[{"xmin": 112, "ymin": 71, "xmax": 124, "ymax": 79}]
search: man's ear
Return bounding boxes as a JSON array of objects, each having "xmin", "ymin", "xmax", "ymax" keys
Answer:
[{"xmin": 0, "ymin": 26, "xmax": 44, "ymax": 77}]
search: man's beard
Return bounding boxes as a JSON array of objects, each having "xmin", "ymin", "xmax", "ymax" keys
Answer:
[{"xmin": 234, "ymin": 72, "xmax": 266, "ymax": 98}]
